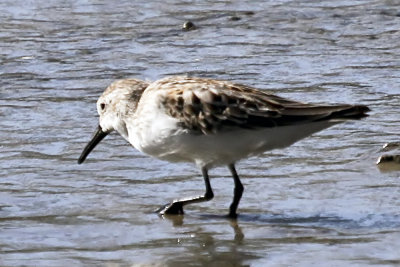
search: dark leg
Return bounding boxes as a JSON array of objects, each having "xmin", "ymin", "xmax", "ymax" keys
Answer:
[
  {"xmin": 158, "ymin": 167, "xmax": 214, "ymax": 215},
  {"xmin": 228, "ymin": 164, "xmax": 244, "ymax": 218}
]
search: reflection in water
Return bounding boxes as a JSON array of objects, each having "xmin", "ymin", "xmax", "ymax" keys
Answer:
[
  {"xmin": 163, "ymin": 214, "xmax": 245, "ymax": 243},
  {"xmin": 162, "ymin": 214, "xmax": 185, "ymax": 227},
  {"xmin": 161, "ymin": 215, "xmax": 255, "ymax": 267},
  {"xmin": 1, "ymin": 0, "xmax": 400, "ymax": 265},
  {"xmin": 230, "ymin": 219, "xmax": 245, "ymax": 244}
]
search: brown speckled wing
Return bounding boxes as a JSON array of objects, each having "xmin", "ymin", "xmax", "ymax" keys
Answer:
[{"xmin": 158, "ymin": 77, "xmax": 369, "ymax": 134}]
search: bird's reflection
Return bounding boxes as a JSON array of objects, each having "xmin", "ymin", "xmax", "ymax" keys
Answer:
[
  {"xmin": 161, "ymin": 213, "xmax": 244, "ymax": 242},
  {"xmin": 160, "ymin": 213, "xmax": 257, "ymax": 266},
  {"xmin": 229, "ymin": 219, "xmax": 245, "ymax": 243},
  {"xmin": 161, "ymin": 213, "xmax": 185, "ymax": 227}
]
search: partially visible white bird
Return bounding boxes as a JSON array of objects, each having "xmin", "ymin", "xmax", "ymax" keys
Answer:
[{"xmin": 78, "ymin": 76, "xmax": 370, "ymax": 218}]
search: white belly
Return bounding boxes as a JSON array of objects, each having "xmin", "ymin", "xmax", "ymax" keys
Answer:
[{"xmin": 128, "ymin": 116, "xmax": 335, "ymax": 168}]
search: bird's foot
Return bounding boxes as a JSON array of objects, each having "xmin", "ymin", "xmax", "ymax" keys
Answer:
[{"xmin": 157, "ymin": 201, "xmax": 184, "ymax": 215}]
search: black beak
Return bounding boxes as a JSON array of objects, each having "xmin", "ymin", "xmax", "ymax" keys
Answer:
[{"xmin": 78, "ymin": 125, "xmax": 109, "ymax": 164}]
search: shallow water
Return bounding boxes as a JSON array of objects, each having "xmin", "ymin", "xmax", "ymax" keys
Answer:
[{"xmin": 1, "ymin": 0, "xmax": 400, "ymax": 266}]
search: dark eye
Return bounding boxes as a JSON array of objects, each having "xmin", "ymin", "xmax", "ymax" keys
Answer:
[{"xmin": 100, "ymin": 103, "xmax": 106, "ymax": 110}]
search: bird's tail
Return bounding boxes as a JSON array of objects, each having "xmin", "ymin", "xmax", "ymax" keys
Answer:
[
  {"xmin": 278, "ymin": 104, "xmax": 370, "ymax": 125},
  {"xmin": 322, "ymin": 105, "xmax": 370, "ymax": 121}
]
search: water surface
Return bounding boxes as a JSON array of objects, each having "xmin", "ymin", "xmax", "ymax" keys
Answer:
[{"xmin": 1, "ymin": 0, "xmax": 400, "ymax": 266}]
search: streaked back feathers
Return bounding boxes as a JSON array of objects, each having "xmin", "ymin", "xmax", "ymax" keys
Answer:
[{"xmin": 145, "ymin": 76, "xmax": 370, "ymax": 134}]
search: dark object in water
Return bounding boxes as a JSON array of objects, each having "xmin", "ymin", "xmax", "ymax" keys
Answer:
[
  {"xmin": 182, "ymin": 21, "xmax": 196, "ymax": 31},
  {"xmin": 376, "ymin": 154, "xmax": 400, "ymax": 172},
  {"xmin": 377, "ymin": 155, "xmax": 400, "ymax": 164}
]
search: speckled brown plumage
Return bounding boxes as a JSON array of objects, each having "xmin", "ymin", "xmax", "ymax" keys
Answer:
[{"xmin": 154, "ymin": 76, "xmax": 369, "ymax": 134}]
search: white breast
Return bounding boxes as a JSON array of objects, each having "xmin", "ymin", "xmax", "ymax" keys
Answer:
[
  {"xmin": 126, "ymin": 96, "xmax": 335, "ymax": 168},
  {"xmin": 125, "ymin": 90, "xmax": 186, "ymax": 158}
]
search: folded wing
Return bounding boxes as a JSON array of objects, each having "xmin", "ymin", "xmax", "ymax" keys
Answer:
[{"xmin": 157, "ymin": 77, "xmax": 369, "ymax": 134}]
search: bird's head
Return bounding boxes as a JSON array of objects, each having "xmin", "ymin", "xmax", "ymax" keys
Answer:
[{"xmin": 78, "ymin": 79, "xmax": 149, "ymax": 164}]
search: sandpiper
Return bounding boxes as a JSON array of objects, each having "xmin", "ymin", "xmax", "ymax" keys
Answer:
[{"xmin": 78, "ymin": 76, "xmax": 370, "ymax": 218}]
